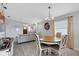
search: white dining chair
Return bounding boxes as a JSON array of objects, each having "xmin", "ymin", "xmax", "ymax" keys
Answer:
[
  {"xmin": 51, "ymin": 35, "xmax": 68, "ymax": 56},
  {"xmin": 35, "ymin": 34, "xmax": 49, "ymax": 56}
]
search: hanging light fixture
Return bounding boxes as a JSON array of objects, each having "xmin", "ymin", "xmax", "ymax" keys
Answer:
[
  {"xmin": 0, "ymin": 11, "xmax": 5, "ymax": 24},
  {"xmin": 1, "ymin": 3, "xmax": 7, "ymax": 9},
  {"xmin": 45, "ymin": 6, "xmax": 54, "ymax": 20},
  {"xmin": 0, "ymin": 3, "xmax": 7, "ymax": 24}
]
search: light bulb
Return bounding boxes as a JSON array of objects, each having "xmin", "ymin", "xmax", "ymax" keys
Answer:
[
  {"xmin": 51, "ymin": 17, "xmax": 54, "ymax": 20},
  {"xmin": 45, "ymin": 17, "xmax": 48, "ymax": 20}
]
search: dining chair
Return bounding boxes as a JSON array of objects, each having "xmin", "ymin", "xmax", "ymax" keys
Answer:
[
  {"xmin": 51, "ymin": 35, "xmax": 68, "ymax": 56},
  {"xmin": 35, "ymin": 34, "xmax": 49, "ymax": 56},
  {"xmin": 56, "ymin": 32, "xmax": 61, "ymax": 39}
]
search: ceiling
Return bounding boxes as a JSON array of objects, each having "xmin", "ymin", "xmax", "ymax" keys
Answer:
[{"xmin": 3, "ymin": 3, "xmax": 79, "ymax": 24}]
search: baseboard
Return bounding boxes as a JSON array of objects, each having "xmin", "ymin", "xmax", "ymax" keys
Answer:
[{"xmin": 74, "ymin": 48, "xmax": 79, "ymax": 51}]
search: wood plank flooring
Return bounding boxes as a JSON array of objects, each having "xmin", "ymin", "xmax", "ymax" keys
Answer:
[{"xmin": 13, "ymin": 41, "xmax": 79, "ymax": 56}]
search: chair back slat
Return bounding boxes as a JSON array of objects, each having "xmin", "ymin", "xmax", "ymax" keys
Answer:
[
  {"xmin": 59, "ymin": 35, "xmax": 68, "ymax": 49},
  {"xmin": 35, "ymin": 34, "xmax": 41, "ymax": 50}
]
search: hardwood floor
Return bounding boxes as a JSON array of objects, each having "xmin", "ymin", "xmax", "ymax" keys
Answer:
[{"xmin": 13, "ymin": 41, "xmax": 79, "ymax": 56}]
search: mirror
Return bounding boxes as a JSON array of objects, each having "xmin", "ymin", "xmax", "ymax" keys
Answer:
[{"xmin": 44, "ymin": 22, "xmax": 50, "ymax": 30}]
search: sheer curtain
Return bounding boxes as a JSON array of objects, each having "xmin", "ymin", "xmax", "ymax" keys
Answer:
[{"xmin": 55, "ymin": 19, "xmax": 67, "ymax": 35}]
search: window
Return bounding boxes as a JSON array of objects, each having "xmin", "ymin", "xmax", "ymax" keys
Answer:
[{"xmin": 55, "ymin": 20, "xmax": 67, "ymax": 35}]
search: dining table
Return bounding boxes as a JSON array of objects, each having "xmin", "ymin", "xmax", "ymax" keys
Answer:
[
  {"xmin": 40, "ymin": 38, "xmax": 61, "ymax": 55},
  {"xmin": 40, "ymin": 37, "xmax": 61, "ymax": 45}
]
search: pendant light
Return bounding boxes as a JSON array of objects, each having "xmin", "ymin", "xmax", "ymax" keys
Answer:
[{"xmin": 45, "ymin": 6, "xmax": 54, "ymax": 20}]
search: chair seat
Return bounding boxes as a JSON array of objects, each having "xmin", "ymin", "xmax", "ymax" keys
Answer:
[
  {"xmin": 41, "ymin": 43, "xmax": 49, "ymax": 49},
  {"xmin": 50, "ymin": 44, "xmax": 59, "ymax": 50}
]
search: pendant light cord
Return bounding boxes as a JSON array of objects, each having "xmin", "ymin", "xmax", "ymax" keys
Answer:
[{"xmin": 48, "ymin": 6, "xmax": 51, "ymax": 19}]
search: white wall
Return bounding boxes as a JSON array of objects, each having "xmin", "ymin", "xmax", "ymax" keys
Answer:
[
  {"xmin": 5, "ymin": 19, "xmax": 24, "ymax": 41},
  {"xmin": 55, "ymin": 11, "xmax": 79, "ymax": 50},
  {"xmin": 5, "ymin": 18, "xmax": 35, "ymax": 41}
]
